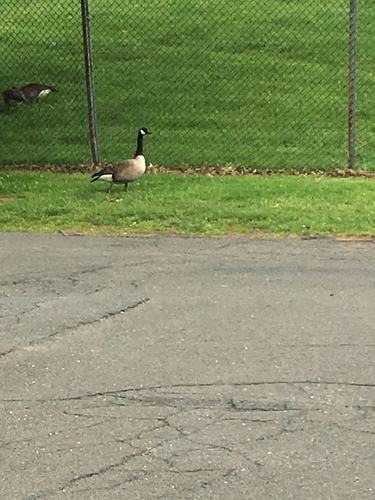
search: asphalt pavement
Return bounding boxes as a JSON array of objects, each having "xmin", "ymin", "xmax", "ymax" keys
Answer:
[{"xmin": 0, "ymin": 233, "xmax": 374, "ymax": 499}]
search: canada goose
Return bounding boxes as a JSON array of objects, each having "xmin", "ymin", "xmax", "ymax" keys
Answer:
[
  {"xmin": 21, "ymin": 83, "xmax": 58, "ymax": 102},
  {"xmin": 91, "ymin": 127, "xmax": 152, "ymax": 193},
  {"xmin": 3, "ymin": 87, "xmax": 26, "ymax": 107}
]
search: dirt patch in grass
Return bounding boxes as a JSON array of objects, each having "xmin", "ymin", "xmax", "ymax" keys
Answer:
[
  {"xmin": 1, "ymin": 163, "xmax": 375, "ymax": 178},
  {"xmin": 335, "ymin": 235, "xmax": 375, "ymax": 241},
  {"xmin": 0, "ymin": 196, "xmax": 18, "ymax": 204}
]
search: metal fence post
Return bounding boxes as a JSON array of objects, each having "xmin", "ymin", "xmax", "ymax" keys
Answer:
[
  {"xmin": 348, "ymin": 0, "xmax": 357, "ymax": 170},
  {"xmin": 81, "ymin": 0, "xmax": 100, "ymax": 165}
]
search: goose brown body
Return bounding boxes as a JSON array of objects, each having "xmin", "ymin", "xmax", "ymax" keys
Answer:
[
  {"xmin": 21, "ymin": 83, "xmax": 58, "ymax": 101},
  {"xmin": 91, "ymin": 127, "xmax": 152, "ymax": 193}
]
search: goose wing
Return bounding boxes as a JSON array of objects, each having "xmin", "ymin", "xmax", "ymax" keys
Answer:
[
  {"xmin": 21, "ymin": 83, "xmax": 58, "ymax": 97},
  {"xmin": 91, "ymin": 157, "xmax": 146, "ymax": 183},
  {"xmin": 91, "ymin": 164, "xmax": 118, "ymax": 182}
]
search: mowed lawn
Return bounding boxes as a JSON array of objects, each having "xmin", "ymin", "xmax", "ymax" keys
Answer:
[
  {"xmin": 0, "ymin": 171, "xmax": 374, "ymax": 237},
  {"xmin": 0, "ymin": 0, "xmax": 374, "ymax": 170}
]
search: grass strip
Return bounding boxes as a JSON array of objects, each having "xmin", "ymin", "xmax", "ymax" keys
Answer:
[{"xmin": 0, "ymin": 171, "xmax": 374, "ymax": 237}]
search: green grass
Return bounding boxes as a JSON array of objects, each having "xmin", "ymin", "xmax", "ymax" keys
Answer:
[
  {"xmin": 0, "ymin": 171, "xmax": 374, "ymax": 237},
  {"xmin": 0, "ymin": 1, "xmax": 375, "ymax": 170}
]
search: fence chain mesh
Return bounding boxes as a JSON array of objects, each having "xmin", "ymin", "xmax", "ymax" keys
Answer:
[
  {"xmin": 1, "ymin": 1, "xmax": 374, "ymax": 170},
  {"xmin": 1, "ymin": 0, "xmax": 87, "ymax": 166}
]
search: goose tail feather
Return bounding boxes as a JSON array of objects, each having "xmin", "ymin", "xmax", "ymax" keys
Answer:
[{"xmin": 91, "ymin": 171, "xmax": 113, "ymax": 183}]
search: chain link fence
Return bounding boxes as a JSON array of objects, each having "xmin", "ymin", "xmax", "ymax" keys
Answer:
[
  {"xmin": 357, "ymin": 1, "xmax": 375, "ymax": 168},
  {"xmin": 0, "ymin": 0, "xmax": 88, "ymax": 166},
  {"xmin": 1, "ymin": 0, "xmax": 374, "ymax": 170}
]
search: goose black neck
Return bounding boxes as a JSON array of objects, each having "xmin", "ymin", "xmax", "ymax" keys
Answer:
[{"xmin": 134, "ymin": 131, "xmax": 144, "ymax": 157}]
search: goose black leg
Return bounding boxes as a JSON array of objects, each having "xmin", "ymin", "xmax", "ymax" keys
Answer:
[
  {"xmin": 125, "ymin": 183, "xmax": 128, "ymax": 192},
  {"xmin": 107, "ymin": 183, "xmax": 114, "ymax": 193}
]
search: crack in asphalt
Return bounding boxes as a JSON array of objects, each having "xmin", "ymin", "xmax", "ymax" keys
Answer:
[
  {"xmin": 228, "ymin": 397, "xmax": 301, "ymax": 412},
  {"xmin": 3, "ymin": 379, "xmax": 374, "ymax": 499},
  {"xmin": 3, "ymin": 379, "xmax": 375, "ymax": 403},
  {"xmin": 67, "ymin": 265, "xmax": 111, "ymax": 278},
  {"xmin": 53, "ymin": 474, "xmax": 147, "ymax": 496},
  {"xmin": 0, "ymin": 297, "xmax": 150, "ymax": 359},
  {"xmin": 23, "ymin": 459, "xmax": 132, "ymax": 500},
  {"xmin": 23, "ymin": 432, "xmax": 239, "ymax": 499},
  {"xmin": 8, "ymin": 386, "xmax": 291, "ymax": 497},
  {"xmin": 0, "ymin": 266, "xmax": 111, "ymax": 288},
  {"xmin": 0, "ymin": 302, "xmax": 41, "ymax": 322},
  {"xmin": 24, "ymin": 431, "xmax": 203, "ymax": 499},
  {"xmin": 3, "ymin": 378, "xmax": 373, "ymax": 499},
  {"xmin": 55, "ymin": 466, "xmax": 233, "ymax": 498}
]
